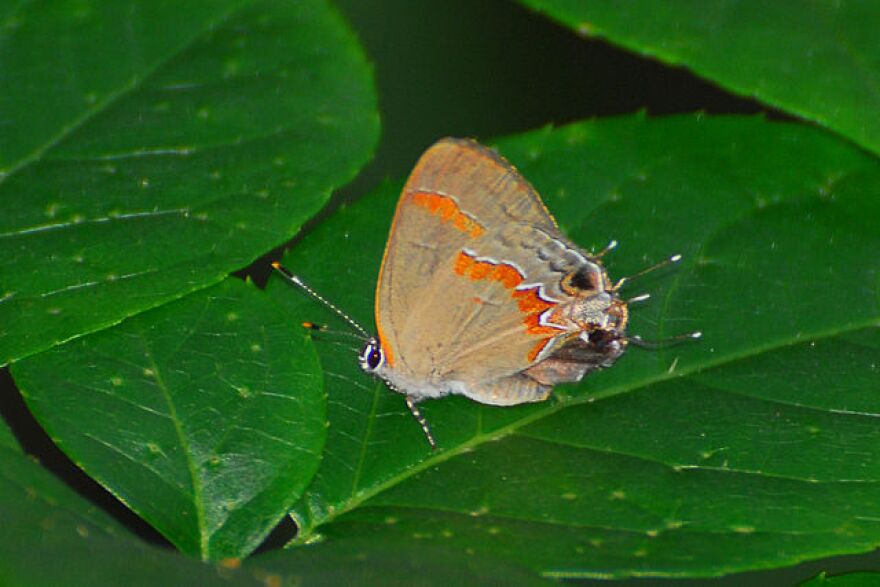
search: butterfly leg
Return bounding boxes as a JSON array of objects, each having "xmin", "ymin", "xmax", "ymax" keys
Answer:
[{"xmin": 405, "ymin": 396, "xmax": 437, "ymax": 449}]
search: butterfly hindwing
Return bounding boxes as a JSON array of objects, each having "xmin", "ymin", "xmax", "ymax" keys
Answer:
[{"xmin": 376, "ymin": 138, "xmax": 578, "ymax": 395}]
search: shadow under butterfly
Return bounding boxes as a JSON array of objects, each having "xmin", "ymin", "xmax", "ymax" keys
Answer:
[{"xmin": 274, "ymin": 138, "xmax": 700, "ymax": 448}]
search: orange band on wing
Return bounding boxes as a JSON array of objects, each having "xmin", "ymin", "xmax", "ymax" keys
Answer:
[
  {"xmin": 522, "ymin": 312, "xmax": 562, "ymax": 336},
  {"xmin": 494, "ymin": 264, "xmax": 524, "ymax": 289},
  {"xmin": 527, "ymin": 338, "xmax": 552, "ymax": 362},
  {"xmin": 452, "ymin": 251, "xmax": 563, "ymax": 362},
  {"xmin": 453, "ymin": 250, "xmax": 475, "ymax": 276},
  {"xmin": 411, "ymin": 192, "xmax": 485, "ymax": 238},
  {"xmin": 512, "ymin": 287, "xmax": 553, "ymax": 315},
  {"xmin": 376, "ymin": 325, "xmax": 395, "ymax": 367},
  {"xmin": 453, "ymin": 251, "xmax": 524, "ymax": 289}
]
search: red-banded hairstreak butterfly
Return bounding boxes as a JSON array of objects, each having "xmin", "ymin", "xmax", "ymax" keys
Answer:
[{"xmin": 274, "ymin": 138, "xmax": 700, "ymax": 448}]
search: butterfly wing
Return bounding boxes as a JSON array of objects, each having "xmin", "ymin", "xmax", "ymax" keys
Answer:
[
  {"xmin": 400, "ymin": 138, "xmax": 558, "ymax": 232},
  {"xmin": 375, "ymin": 138, "xmax": 586, "ymax": 402}
]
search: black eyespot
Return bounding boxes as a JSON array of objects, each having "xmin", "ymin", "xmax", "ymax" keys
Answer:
[
  {"xmin": 561, "ymin": 267, "xmax": 599, "ymax": 296},
  {"xmin": 569, "ymin": 267, "xmax": 595, "ymax": 291}
]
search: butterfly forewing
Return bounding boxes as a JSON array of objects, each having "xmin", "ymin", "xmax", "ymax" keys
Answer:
[{"xmin": 376, "ymin": 138, "xmax": 573, "ymax": 389}]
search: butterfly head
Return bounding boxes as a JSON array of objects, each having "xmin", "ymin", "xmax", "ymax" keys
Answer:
[
  {"xmin": 577, "ymin": 290, "xmax": 630, "ymax": 363},
  {"xmin": 558, "ymin": 261, "xmax": 629, "ymax": 330}
]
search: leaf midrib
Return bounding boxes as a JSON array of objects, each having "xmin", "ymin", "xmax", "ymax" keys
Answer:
[
  {"xmin": 296, "ymin": 315, "xmax": 880, "ymax": 540},
  {"xmin": 140, "ymin": 327, "xmax": 208, "ymax": 559}
]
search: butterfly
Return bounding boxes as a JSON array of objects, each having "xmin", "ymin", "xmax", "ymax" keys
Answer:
[{"xmin": 274, "ymin": 138, "xmax": 698, "ymax": 448}]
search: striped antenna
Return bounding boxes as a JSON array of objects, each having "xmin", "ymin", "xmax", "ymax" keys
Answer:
[{"xmin": 271, "ymin": 262, "xmax": 370, "ymax": 339}]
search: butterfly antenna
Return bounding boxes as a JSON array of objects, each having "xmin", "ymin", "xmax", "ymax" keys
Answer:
[
  {"xmin": 272, "ymin": 262, "xmax": 370, "ymax": 339},
  {"xmin": 628, "ymin": 330, "xmax": 702, "ymax": 349},
  {"xmin": 593, "ymin": 239, "xmax": 618, "ymax": 259},
  {"xmin": 405, "ymin": 396, "xmax": 437, "ymax": 450},
  {"xmin": 302, "ymin": 321, "xmax": 369, "ymax": 341},
  {"xmin": 626, "ymin": 293, "xmax": 651, "ymax": 304},
  {"xmin": 613, "ymin": 254, "xmax": 682, "ymax": 291}
]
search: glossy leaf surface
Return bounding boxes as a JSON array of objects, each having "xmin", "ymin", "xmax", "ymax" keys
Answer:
[
  {"xmin": 272, "ymin": 115, "xmax": 880, "ymax": 577},
  {"xmin": 0, "ymin": 0, "xmax": 379, "ymax": 364},
  {"xmin": 249, "ymin": 537, "xmax": 550, "ymax": 586},
  {"xmin": 13, "ymin": 278, "xmax": 326, "ymax": 560},
  {"xmin": 0, "ymin": 420, "xmax": 254, "ymax": 585},
  {"xmin": 2, "ymin": 421, "xmax": 535, "ymax": 585},
  {"xmin": 518, "ymin": 0, "xmax": 880, "ymax": 156}
]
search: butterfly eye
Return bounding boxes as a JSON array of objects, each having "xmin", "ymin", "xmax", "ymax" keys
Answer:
[
  {"xmin": 368, "ymin": 348, "xmax": 383, "ymax": 369},
  {"xmin": 359, "ymin": 340, "xmax": 384, "ymax": 372}
]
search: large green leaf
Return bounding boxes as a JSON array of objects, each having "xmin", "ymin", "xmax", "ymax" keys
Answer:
[
  {"xmin": 0, "ymin": 0, "xmax": 379, "ymax": 365},
  {"xmin": 2, "ymin": 420, "xmax": 543, "ymax": 585},
  {"xmin": 0, "ymin": 420, "xmax": 253, "ymax": 586},
  {"xmin": 516, "ymin": 0, "xmax": 880, "ymax": 156},
  {"xmin": 271, "ymin": 115, "xmax": 880, "ymax": 578},
  {"xmin": 12, "ymin": 278, "xmax": 326, "ymax": 560},
  {"xmin": 247, "ymin": 536, "xmax": 552, "ymax": 586}
]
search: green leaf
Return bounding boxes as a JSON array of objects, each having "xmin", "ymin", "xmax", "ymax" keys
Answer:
[
  {"xmin": 516, "ymin": 0, "xmax": 880, "ymax": 156},
  {"xmin": 247, "ymin": 537, "xmax": 553, "ymax": 586},
  {"xmin": 0, "ymin": 0, "xmax": 379, "ymax": 365},
  {"xmin": 11, "ymin": 278, "xmax": 326, "ymax": 560},
  {"xmin": 0, "ymin": 420, "xmax": 254, "ymax": 585},
  {"xmin": 272, "ymin": 115, "xmax": 880, "ymax": 577},
  {"xmin": 0, "ymin": 419, "xmax": 546, "ymax": 585},
  {"xmin": 804, "ymin": 571, "xmax": 880, "ymax": 586},
  {"xmin": 0, "ymin": 409, "xmax": 19, "ymax": 453}
]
